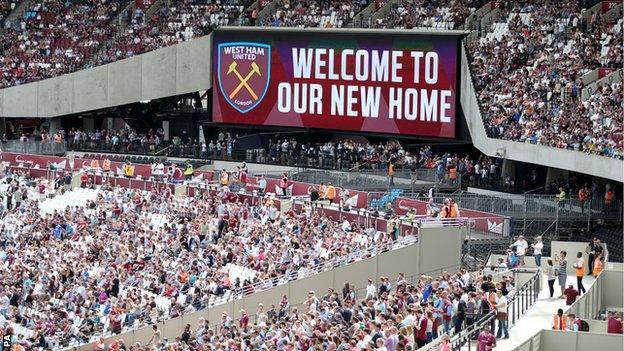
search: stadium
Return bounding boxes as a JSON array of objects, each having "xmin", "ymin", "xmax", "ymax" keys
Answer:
[{"xmin": 0, "ymin": 0, "xmax": 622, "ymax": 350}]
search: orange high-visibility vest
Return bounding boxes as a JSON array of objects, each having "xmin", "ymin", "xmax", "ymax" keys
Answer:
[
  {"xmin": 220, "ymin": 171, "xmax": 229, "ymax": 186},
  {"xmin": 319, "ymin": 184, "xmax": 327, "ymax": 196},
  {"xmin": 449, "ymin": 203, "xmax": 459, "ymax": 218},
  {"xmin": 575, "ymin": 259, "xmax": 585, "ymax": 277},
  {"xmin": 90, "ymin": 159, "xmax": 100, "ymax": 169},
  {"xmin": 326, "ymin": 186, "xmax": 336, "ymax": 200},
  {"xmin": 102, "ymin": 159, "xmax": 111, "ymax": 171},
  {"xmin": 553, "ymin": 314, "xmax": 567, "ymax": 330},
  {"xmin": 593, "ymin": 259, "xmax": 603, "ymax": 277},
  {"xmin": 388, "ymin": 164, "xmax": 395, "ymax": 176}
]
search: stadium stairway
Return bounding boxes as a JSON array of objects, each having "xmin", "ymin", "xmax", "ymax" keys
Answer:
[{"xmin": 460, "ymin": 273, "xmax": 595, "ymax": 351}]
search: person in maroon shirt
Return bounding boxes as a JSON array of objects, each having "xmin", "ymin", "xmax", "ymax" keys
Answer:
[
  {"xmin": 564, "ymin": 284, "xmax": 579, "ymax": 305},
  {"xmin": 477, "ymin": 325, "xmax": 496, "ymax": 351},
  {"xmin": 607, "ymin": 312, "xmax": 623, "ymax": 334},
  {"xmin": 415, "ymin": 309, "xmax": 428, "ymax": 347}
]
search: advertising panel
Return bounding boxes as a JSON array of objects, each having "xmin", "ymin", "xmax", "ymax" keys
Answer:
[{"xmin": 212, "ymin": 28, "xmax": 460, "ymax": 138}]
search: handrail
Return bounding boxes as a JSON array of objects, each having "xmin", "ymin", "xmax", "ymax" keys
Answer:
[
  {"xmin": 64, "ymin": 235, "xmax": 421, "ymax": 348},
  {"xmin": 423, "ymin": 268, "xmax": 542, "ymax": 351}
]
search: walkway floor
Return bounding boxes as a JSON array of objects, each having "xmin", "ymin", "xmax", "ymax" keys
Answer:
[{"xmin": 462, "ymin": 273, "xmax": 595, "ymax": 351}]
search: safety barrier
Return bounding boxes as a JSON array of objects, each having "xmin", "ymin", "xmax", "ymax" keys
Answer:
[{"xmin": 422, "ymin": 268, "xmax": 541, "ymax": 351}]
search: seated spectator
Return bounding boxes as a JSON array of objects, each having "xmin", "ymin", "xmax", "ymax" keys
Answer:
[{"xmin": 607, "ymin": 312, "xmax": 623, "ymax": 334}]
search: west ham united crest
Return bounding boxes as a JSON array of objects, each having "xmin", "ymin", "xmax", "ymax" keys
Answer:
[{"xmin": 217, "ymin": 42, "xmax": 271, "ymax": 113}]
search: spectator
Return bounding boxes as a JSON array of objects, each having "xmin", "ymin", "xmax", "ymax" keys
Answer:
[
  {"xmin": 575, "ymin": 252, "xmax": 586, "ymax": 294},
  {"xmin": 512, "ymin": 235, "xmax": 529, "ymax": 266},
  {"xmin": 555, "ymin": 251, "xmax": 568, "ymax": 298},
  {"xmin": 563, "ymin": 284, "xmax": 579, "ymax": 306},
  {"xmin": 531, "ymin": 236, "xmax": 543, "ymax": 267},
  {"xmin": 553, "ymin": 308, "xmax": 567, "ymax": 330},
  {"xmin": 607, "ymin": 312, "xmax": 623, "ymax": 334},
  {"xmin": 477, "ymin": 325, "xmax": 496, "ymax": 351},
  {"xmin": 593, "ymin": 251, "xmax": 604, "ymax": 276}
]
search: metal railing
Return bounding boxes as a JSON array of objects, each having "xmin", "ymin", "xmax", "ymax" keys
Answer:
[
  {"xmin": 403, "ymin": 191, "xmax": 622, "ymax": 223},
  {"xmin": 63, "ymin": 235, "xmax": 421, "ymax": 349},
  {"xmin": 0, "ymin": 139, "xmax": 67, "ymax": 155},
  {"xmin": 423, "ymin": 268, "xmax": 542, "ymax": 351}
]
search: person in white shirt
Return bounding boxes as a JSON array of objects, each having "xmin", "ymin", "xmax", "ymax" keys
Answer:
[
  {"xmin": 366, "ymin": 279, "xmax": 377, "ymax": 299},
  {"xmin": 512, "ymin": 235, "xmax": 529, "ymax": 266},
  {"xmin": 531, "ymin": 236, "xmax": 544, "ymax": 267},
  {"xmin": 495, "ymin": 289, "xmax": 509, "ymax": 339},
  {"xmin": 496, "ymin": 257, "xmax": 508, "ymax": 272}
]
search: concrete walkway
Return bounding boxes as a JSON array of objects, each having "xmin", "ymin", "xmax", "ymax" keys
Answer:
[
  {"xmin": 462, "ymin": 273, "xmax": 595, "ymax": 350},
  {"xmin": 496, "ymin": 273, "xmax": 594, "ymax": 350}
]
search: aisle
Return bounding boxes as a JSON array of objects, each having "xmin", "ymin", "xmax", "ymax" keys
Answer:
[
  {"xmin": 494, "ymin": 273, "xmax": 594, "ymax": 350},
  {"xmin": 460, "ymin": 273, "xmax": 595, "ymax": 351}
]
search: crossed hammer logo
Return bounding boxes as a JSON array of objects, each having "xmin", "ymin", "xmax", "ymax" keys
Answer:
[{"xmin": 227, "ymin": 61, "xmax": 261, "ymax": 100}]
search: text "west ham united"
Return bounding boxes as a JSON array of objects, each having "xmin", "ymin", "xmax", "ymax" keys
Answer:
[{"xmin": 223, "ymin": 45, "xmax": 266, "ymax": 60}]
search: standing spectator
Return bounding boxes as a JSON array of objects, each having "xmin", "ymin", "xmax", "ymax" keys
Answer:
[
  {"xmin": 556, "ymin": 187, "xmax": 566, "ymax": 210},
  {"xmin": 563, "ymin": 284, "xmax": 579, "ymax": 306},
  {"xmin": 366, "ymin": 278, "xmax": 376, "ymax": 299},
  {"xmin": 593, "ymin": 252, "xmax": 604, "ymax": 277},
  {"xmin": 531, "ymin": 236, "xmax": 544, "ymax": 267},
  {"xmin": 495, "ymin": 289, "xmax": 509, "ymax": 339},
  {"xmin": 586, "ymin": 237, "xmax": 598, "ymax": 276},
  {"xmin": 477, "ymin": 326, "xmax": 496, "ymax": 351},
  {"xmin": 544, "ymin": 259, "xmax": 555, "ymax": 297},
  {"xmin": 512, "ymin": 235, "xmax": 528, "ymax": 266},
  {"xmin": 556, "ymin": 251, "xmax": 568, "ymax": 298},
  {"xmin": 575, "ymin": 252, "xmax": 586, "ymax": 294},
  {"xmin": 257, "ymin": 174, "xmax": 267, "ymax": 195},
  {"xmin": 415, "ymin": 309, "xmax": 428, "ymax": 348},
  {"xmin": 578, "ymin": 186, "xmax": 589, "ymax": 213},
  {"xmin": 279, "ymin": 172, "xmax": 289, "ymax": 197},
  {"xmin": 325, "ymin": 182, "xmax": 336, "ymax": 203}
]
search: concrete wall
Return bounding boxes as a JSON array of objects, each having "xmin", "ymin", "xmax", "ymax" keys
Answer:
[
  {"xmin": 74, "ymin": 226, "xmax": 464, "ymax": 350},
  {"xmin": 460, "ymin": 45, "xmax": 623, "ymax": 183},
  {"xmin": 540, "ymin": 330, "xmax": 623, "ymax": 351},
  {"xmin": 602, "ymin": 269, "xmax": 624, "ymax": 309},
  {"xmin": 514, "ymin": 330, "xmax": 624, "ymax": 351},
  {"xmin": 0, "ymin": 35, "xmax": 212, "ymax": 118},
  {"xmin": 581, "ymin": 68, "xmax": 623, "ymax": 100}
]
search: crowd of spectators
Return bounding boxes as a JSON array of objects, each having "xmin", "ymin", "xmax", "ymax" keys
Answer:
[
  {"xmin": 373, "ymin": 0, "xmax": 481, "ymax": 30},
  {"xmin": 0, "ymin": 0, "xmax": 17, "ymax": 23},
  {"xmin": 469, "ymin": 0, "xmax": 623, "ymax": 158},
  {"xmin": 0, "ymin": 165, "xmax": 418, "ymax": 348},
  {"xmin": 263, "ymin": 0, "xmax": 364, "ymax": 28},
  {"xmin": 0, "ymin": 0, "xmax": 620, "ymax": 161},
  {"xmin": 0, "ymin": 0, "xmax": 123, "ymax": 88},
  {"xmin": 91, "ymin": 1, "xmax": 247, "ymax": 66},
  {"xmin": 111, "ymin": 269, "xmax": 517, "ymax": 351}
]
